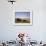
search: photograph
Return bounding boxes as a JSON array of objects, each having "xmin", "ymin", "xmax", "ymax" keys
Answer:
[{"xmin": 14, "ymin": 11, "xmax": 32, "ymax": 25}]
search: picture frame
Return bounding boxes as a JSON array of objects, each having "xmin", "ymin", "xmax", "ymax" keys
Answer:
[{"xmin": 13, "ymin": 10, "xmax": 33, "ymax": 26}]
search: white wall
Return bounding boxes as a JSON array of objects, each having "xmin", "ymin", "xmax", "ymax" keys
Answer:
[{"xmin": 0, "ymin": 0, "xmax": 46, "ymax": 42}]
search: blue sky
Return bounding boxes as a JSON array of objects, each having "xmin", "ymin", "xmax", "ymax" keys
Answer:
[{"xmin": 15, "ymin": 12, "xmax": 30, "ymax": 18}]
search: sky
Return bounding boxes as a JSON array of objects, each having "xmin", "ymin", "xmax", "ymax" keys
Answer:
[{"xmin": 15, "ymin": 12, "xmax": 30, "ymax": 19}]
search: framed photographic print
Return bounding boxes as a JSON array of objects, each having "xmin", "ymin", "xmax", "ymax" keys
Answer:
[{"xmin": 13, "ymin": 11, "xmax": 33, "ymax": 26}]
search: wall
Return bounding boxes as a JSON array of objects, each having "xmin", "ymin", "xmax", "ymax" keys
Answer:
[{"xmin": 0, "ymin": 0, "xmax": 46, "ymax": 42}]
